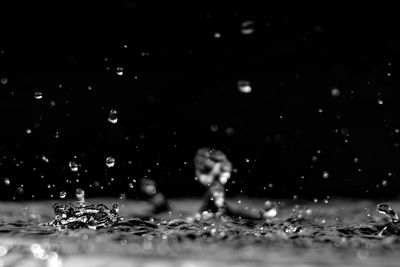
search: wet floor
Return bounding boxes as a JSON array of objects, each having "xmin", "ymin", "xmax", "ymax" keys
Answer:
[{"xmin": 1, "ymin": 198, "xmax": 400, "ymax": 267}]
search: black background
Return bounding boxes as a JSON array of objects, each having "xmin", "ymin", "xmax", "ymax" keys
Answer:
[{"xmin": 1, "ymin": 2, "xmax": 400, "ymax": 200}]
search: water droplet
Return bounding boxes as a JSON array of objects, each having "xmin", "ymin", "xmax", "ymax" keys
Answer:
[
  {"xmin": 237, "ymin": 80, "xmax": 252, "ymax": 93},
  {"xmin": 0, "ymin": 77, "xmax": 8, "ymax": 84},
  {"xmin": 3, "ymin": 178, "xmax": 10, "ymax": 185},
  {"xmin": 214, "ymin": 32, "xmax": 221, "ymax": 38},
  {"xmin": 75, "ymin": 188, "xmax": 85, "ymax": 206},
  {"xmin": 322, "ymin": 171, "xmax": 329, "ymax": 179},
  {"xmin": 241, "ymin": 21, "xmax": 255, "ymax": 35},
  {"xmin": 210, "ymin": 124, "xmax": 218, "ymax": 132},
  {"xmin": 59, "ymin": 191, "xmax": 67, "ymax": 199},
  {"xmin": 378, "ymin": 99, "xmax": 384, "ymax": 105},
  {"xmin": 119, "ymin": 193, "xmax": 126, "ymax": 200},
  {"xmin": 34, "ymin": 91, "xmax": 43, "ymax": 99},
  {"xmin": 69, "ymin": 161, "xmax": 78, "ymax": 172},
  {"xmin": 108, "ymin": 109, "xmax": 118, "ymax": 124},
  {"xmin": 106, "ymin": 157, "xmax": 115, "ymax": 168},
  {"xmin": 26, "ymin": 128, "xmax": 32, "ymax": 134},
  {"xmin": 382, "ymin": 180, "xmax": 388, "ymax": 186},
  {"xmin": 116, "ymin": 67, "xmax": 124, "ymax": 76},
  {"xmin": 330, "ymin": 88, "xmax": 341, "ymax": 97},
  {"xmin": 128, "ymin": 183, "xmax": 134, "ymax": 188},
  {"xmin": 41, "ymin": 155, "xmax": 49, "ymax": 163}
]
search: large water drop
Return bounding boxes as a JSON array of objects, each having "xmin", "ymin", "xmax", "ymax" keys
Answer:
[
  {"xmin": 237, "ymin": 80, "xmax": 252, "ymax": 93},
  {"xmin": 69, "ymin": 161, "xmax": 78, "ymax": 172},
  {"xmin": 106, "ymin": 157, "xmax": 116, "ymax": 168},
  {"xmin": 108, "ymin": 109, "xmax": 118, "ymax": 124}
]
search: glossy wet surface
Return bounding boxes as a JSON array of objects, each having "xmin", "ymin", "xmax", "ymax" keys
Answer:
[{"xmin": 1, "ymin": 198, "xmax": 400, "ymax": 266}]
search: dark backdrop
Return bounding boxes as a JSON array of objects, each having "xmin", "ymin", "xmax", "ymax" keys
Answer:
[{"xmin": 1, "ymin": 2, "xmax": 400, "ymax": 200}]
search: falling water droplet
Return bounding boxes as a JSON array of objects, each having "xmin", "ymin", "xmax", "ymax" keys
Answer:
[
  {"xmin": 34, "ymin": 92, "xmax": 43, "ymax": 99},
  {"xmin": 69, "ymin": 161, "xmax": 78, "ymax": 172},
  {"xmin": 331, "ymin": 88, "xmax": 341, "ymax": 97},
  {"xmin": 106, "ymin": 157, "xmax": 115, "ymax": 168},
  {"xmin": 382, "ymin": 180, "xmax": 388, "ymax": 187},
  {"xmin": 378, "ymin": 99, "xmax": 384, "ymax": 105},
  {"xmin": 3, "ymin": 178, "xmax": 10, "ymax": 185},
  {"xmin": 0, "ymin": 77, "xmax": 8, "ymax": 84},
  {"xmin": 241, "ymin": 21, "xmax": 255, "ymax": 35},
  {"xmin": 128, "ymin": 183, "xmax": 134, "ymax": 188},
  {"xmin": 322, "ymin": 171, "xmax": 329, "ymax": 179},
  {"xmin": 59, "ymin": 191, "xmax": 67, "ymax": 199},
  {"xmin": 237, "ymin": 80, "xmax": 252, "ymax": 93},
  {"xmin": 108, "ymin": 109, "xmax": 118, "ymax": 124},
  {"xmin": 116, "ymin": 67, "xmax": 124, "ymax": 76}
]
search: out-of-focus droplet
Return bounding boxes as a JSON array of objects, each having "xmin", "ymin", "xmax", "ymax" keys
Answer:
[
  {"xmin": 210, "ymin": 124, "xmax": 218, "ymax": 132},
  {"xmin": 0, "ymin": 77, "xmax": 8, "ymax": 84},
  {"xmin": 237, "ymin": 80, "xmax": 252, "ymax": 93},
  {"xmin": 34, "ymin": 92, "xmax": 43, "ymax": 99},
  {"xmin": 69, "ymin": 161, "xmax": 78, "ymax": 172},
  {"xmin": 59, "ymin": 191, "xmax": 67, "ymax": 199},
  {"xmin": 382, "ymin": 180, "xmax": 388, "ymax": 187},
  {"xmin": 108, "ymin": 109, "xmax": 118, "ymax": 124},
  {"xmin": 241, "ymin": 21, "xmax": 255, "ymax": 35},
  {"xmin": 331, "ymin": 88, "xmax": 341, "ymax": 97},
  {"xmin": 116, "ymin": 67, "xmax": 124, "ymax": 76},
  {"xmin": 76, "ymin": 188, "xmax": 85, "ymax": 206},
  {"xmin": 214, "ymin": 32, "xmax": 221, "ymax": 38},
  {"xmin": 3, "ymin": 178, "xmax": 10, "ymax": 185},
  {"xmin": 17, "ymin": 186, "xmax": 24, "ymax": 194},
  {"xmin": 322, "ymin": 171, "xmax": 329, "ymax": 179},
  {"xmin": 119, "ymin": 193, "xmax": 127, "ymax": 200},
  {"xmin": 106, "ymin": 157, "xmax": 116, "ymax": 168},
  {"xmin": 128, "ymin": 183, "xmax": 134, "ymax": 188},
  {"xmin": 41, "ymin": 155, "xmax": 49, "ymax": 163},
  {"xmin": 378, "ymin": 99, "xmax": 384, "ymax": 105}
]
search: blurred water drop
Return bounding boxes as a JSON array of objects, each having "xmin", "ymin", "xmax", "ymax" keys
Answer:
[
  {"xmin": 378, "ymin": 99, "xmax": 384, "ymax": 105},
  {"xmin": 0, "ymin": 77, "xmax": 8, "ymax": 84},
  {"xmin": 128, "ymin": 183, "xmax": 134, "ymax": 189},
  {"xmin": 3, "ymin": 178, "xmax": 10, "ymax": 185},
  {"xmin": 237, "ymin": 80, "xmax": 252, "ymax": 93},
  {"xmin": 34, "ymin": 91, "xmax": 43, "ymax": 99},
  {"xmin": 16, "ymin": 186, "xmax": 24, "ymax": 195},
  {"xmin": 331, "ymin": 88, "xmax": 341, "ymax": 97},
  {"xmin": 108, "ymin": 109, "xmax": 118, "ymax": 124},
  {"xmin": 69, "ymin": 161, "xmax": 78, "ymax": 172},
  {"xmin": 76, "ymin": 188, "xmax": 85, "ymax": 206},
  {"xmin": 322, "ymin": 171, "xmax": 329, "ymax": 179},
  {"xmin": 210, "ymin": 124, "xmax": 218, "ymax": 132},
  {"xmin": 106, "ymin": 157, "xmax": 116, "ymax": 168},
  {"xmin": 241, "ymin": 21, "xmax": 255, "ymax": 35},
  {"xmin": 116, "ymin": 67, "xmax": 124, "ymax": 76},
  {"xmin": 59, "ymin": 191, "xmax": 67, "ymax": 199},
  {"xmin": 26, "ymin": 128, "xmax": 32, "ymax": 134},
  {"xmin": 213, "ymin": 32, "xmax": 221, "ymax": 38},
  {"xmin": 382, "ymin": 180, "xmax": 388, "ymax": 187},
  {"xmin": 41, "ymin": 155, "xmax": 49, "ymax": 163},
  {"xmin": 119, "ymin": 193, "xmax": 127, "ymax": 200}
]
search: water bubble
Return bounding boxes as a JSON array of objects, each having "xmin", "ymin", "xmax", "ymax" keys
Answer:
[
  {"xmin": 241, "ymin": 21, "xmax": 255, "ymax": 35},
  {"xmin": 116, "ymin": 67, "xmax": 124, "ymax": 76},
  {"xmin": 237, "ymin": 80, "xmax": 252, "ymax": 93},
  {"xmin": 59, "ymin": 191, "xmax": 67, "ymax": 199},
  {"xmin": 108, "ymin": 109, "xmax": 118, "ymax": 124},
  {"xmin": 322, "ymin": 171, "xmax": 329, "ymax": 179},
  {"xmin": 0, "ymin": 77, "xmax": 8, "ymax": 84},
  {"xmin": 330, "ymin": 88, "xmax": 341, "ymax": 97},
  {"xmin": 69, "ymin": 161, "xmax": 78, "ymax": 172},
  {"xmin": 34, "ymin": 91, "xmax": 43, "ymax": 99},
  {"xmin": 210, "ymin": 124, "xmax": 218, "ymax": 132},
  {"xmin": 106, "ymin": 157, "xmax": 115, "ymax": 168}
]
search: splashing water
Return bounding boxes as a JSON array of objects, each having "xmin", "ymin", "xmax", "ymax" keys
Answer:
[{"xmin": 49, "ymin": 189, "xmax": 122, "ymax": 230}]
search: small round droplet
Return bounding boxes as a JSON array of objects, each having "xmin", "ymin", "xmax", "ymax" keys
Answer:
[
  {"xmin": 108, "ymin": 109, "xmax": 118, "ymax": 124},
  {"xmin": 59, "ymin": 191, "xmax": 67, "ymax": 199},
  {"xmin": 0, "ymin": 77, "xmax": 8, "ymax": 84},
  {"xmin": 34, "ymin": 92, "xmax": 43, "ymax": 99},
  {"xmin": 382, "ymin": 180, "xmax": 388, "ymax": 187},
  {"xmin": 322, "ymin": 171, "xmax": 329, "ymax": 179},
  {"xmin": 378, "ymin": 99, "xmax": 384, "ymax": 105},
  {"xmin": 3, "ymin": 178, "xmax": 10, "ymax": 185},
  {"xmin": 241, "ymin": 21, "xmax": 255, "ymax": 35},
  {"xmin": 116, "ymin": 67, "xmax": 124, "ymax": 76},
  {"xmin": 237, "ymin": 80, "xmax": 252, "ymax": 93},
  {"xmin": 69, "ymin": 161, "xmax": 78, "ymax": 172},
  {"xmin": 331, "ymin": 88, "xmax": 341, "ymax": 97},
  {"xmin": 106, "ymin": 157, "xmax": 116, "ymax": 168}
]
